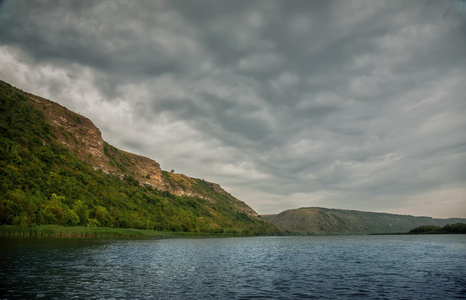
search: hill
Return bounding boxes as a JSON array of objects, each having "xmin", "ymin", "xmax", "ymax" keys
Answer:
[
  {"xmin": 0, "ymin": 80, "xmax": 278, "ymax": 235},
  {"xmin": 262, "ymin": 207, "xmax": 466, "ymax": 235}
]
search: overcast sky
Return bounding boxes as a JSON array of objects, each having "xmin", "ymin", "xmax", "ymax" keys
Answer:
[{"xmin": 1, "ymin": 0, "xmax": 465, "ymax": 218}]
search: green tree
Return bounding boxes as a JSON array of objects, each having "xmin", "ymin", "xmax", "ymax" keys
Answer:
[{"xmin": 74, "ymin": 200, "xmax": 90, "ymax": 226}]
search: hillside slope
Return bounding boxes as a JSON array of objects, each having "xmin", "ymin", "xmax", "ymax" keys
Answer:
[
  {"xmin": 0, "ymin": 80, "xmax": 277, "ymax": 234},
  {"xmin": 26, "ymin": 91, "xmax": 259, "ymax": 217},
  {"xmin": 262, "ymin": 207, "xmax": 466, "ymax": 235}
]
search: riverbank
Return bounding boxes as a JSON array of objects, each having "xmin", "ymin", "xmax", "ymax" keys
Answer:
[{"xmin": 0, "ymin": 225, "xmax": 249, "ymax": 238}]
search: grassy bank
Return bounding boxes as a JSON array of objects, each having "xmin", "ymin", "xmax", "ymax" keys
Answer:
[{"xmin": 0, "ymin": 225, "xmax": 248, "ymax": 238}]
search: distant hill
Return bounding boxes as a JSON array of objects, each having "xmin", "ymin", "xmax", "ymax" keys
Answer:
[
  {"xmin": 262, "ymin": 207, "xmax": 466, "ymax": 235},
  {"xmin": 0, "ymin": 80, "xmax": 278, "ymax": 235}
]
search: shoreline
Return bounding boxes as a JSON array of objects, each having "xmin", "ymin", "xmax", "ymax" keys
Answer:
[{"xmin": 0, "ymin": 225, "xmax": 253, "ymax": 238}]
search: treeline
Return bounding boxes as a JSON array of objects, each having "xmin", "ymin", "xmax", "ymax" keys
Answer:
[
  {"xmin": 409, "ymin": 223, "xmax": 466, "ymax": 234},
  {"xmin": 0, "ymin": 81, "xmax": 278, "ymax": 235}
]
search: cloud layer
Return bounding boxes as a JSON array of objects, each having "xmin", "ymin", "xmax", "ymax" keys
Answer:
[{"xmin": 1, "ymin": 0, "xmax": 465, "ymax": 217}]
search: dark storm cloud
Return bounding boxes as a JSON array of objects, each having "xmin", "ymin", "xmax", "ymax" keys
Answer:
[
  {"xmin": 0, "ymin": 0, "xmax": 465, "ymax": 217},
  {"xmin": 0, "ymin": 0, "xmax": 204, "ymax": 87}
]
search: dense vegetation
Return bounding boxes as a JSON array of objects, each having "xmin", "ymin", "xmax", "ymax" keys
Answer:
[
  {"xmin": 0, "ymin": 81, "xmax": 278, "ymax": 235},
  {"xmin": 409, "ymin": 223, "xmax": 466, "ymax": 234}
]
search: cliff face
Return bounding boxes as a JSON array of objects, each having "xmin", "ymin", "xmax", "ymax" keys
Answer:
[
  {"xmin": 27, "ymin": 93, "xmax": 165, "ymax": 188},
  {"xmin": 25, "ymin": 90, "xmax": 258, "ymax": 218},
  {"xmin": 263, "ymin": 207, "xmax": 466, "ymax": 235}
]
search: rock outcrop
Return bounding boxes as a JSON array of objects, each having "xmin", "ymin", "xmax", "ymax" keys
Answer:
[{"xmin": 28, "ymin": 93, "xmax": 165, "ymax": 188}]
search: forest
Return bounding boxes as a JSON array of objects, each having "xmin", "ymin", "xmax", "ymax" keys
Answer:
[{"xmin": 408, "ymin": 223, "xmax": 466, "ymax": 234}]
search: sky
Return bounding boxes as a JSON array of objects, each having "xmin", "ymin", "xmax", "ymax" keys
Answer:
[{"xmin": 0, "ymin": 0, "xmax": 465, "ymax": 218}]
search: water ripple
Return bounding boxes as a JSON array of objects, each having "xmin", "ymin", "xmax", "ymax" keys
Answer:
[{"xmin": 1, "ymin": 235, "xmax": 465, "ymax": 299}]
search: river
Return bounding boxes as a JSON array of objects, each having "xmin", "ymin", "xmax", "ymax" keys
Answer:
[{"xmin": 1, "ymin": 235, "xmax": 465, "ymax": 299}]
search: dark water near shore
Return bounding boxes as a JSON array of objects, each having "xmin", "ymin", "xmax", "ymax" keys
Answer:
[{"xmin": 1, "ymin": 235, "xmax": 465, "ymax": 299}]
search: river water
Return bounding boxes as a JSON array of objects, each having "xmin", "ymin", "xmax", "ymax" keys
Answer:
[{"xmin": 1, "ymin": 235, "xmax": 465, "ymax": 299}]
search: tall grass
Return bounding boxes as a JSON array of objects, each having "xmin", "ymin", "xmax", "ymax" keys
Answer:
[{"xmin": 0, "ymin": 225, "xmax": 243, "ymax": 238}]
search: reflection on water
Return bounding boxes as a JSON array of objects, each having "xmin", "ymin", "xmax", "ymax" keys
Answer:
[{"xmin": 1, "ymin": 235, "xmax": 465, "ymax": 299}]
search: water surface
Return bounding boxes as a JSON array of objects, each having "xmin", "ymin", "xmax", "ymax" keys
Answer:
[{"xmin": 1, "ymin": 235, "xmax": 465, "ymax": 299}]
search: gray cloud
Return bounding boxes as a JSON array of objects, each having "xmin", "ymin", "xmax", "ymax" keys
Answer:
[{"xmin": 0, "ymin": 0, "xmax": 465, "ymax": 218}]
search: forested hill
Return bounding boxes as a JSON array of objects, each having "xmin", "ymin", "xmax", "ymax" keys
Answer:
[
  {"xmin": 262, "ymin": 207, "xmax": 466, "ymax": 235},
  {"xmin": 0, "ymin": 80, "xmax": 278, "ymax": 235}
]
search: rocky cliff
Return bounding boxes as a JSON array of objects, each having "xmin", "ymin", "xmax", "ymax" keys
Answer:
[
  {"xmin": 0, "ymin": 80, "xmax": 275, "ymax": 233},
  {"xmin": 26, "ymin": 91, "xmax": 257, "ymax": 217}
]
